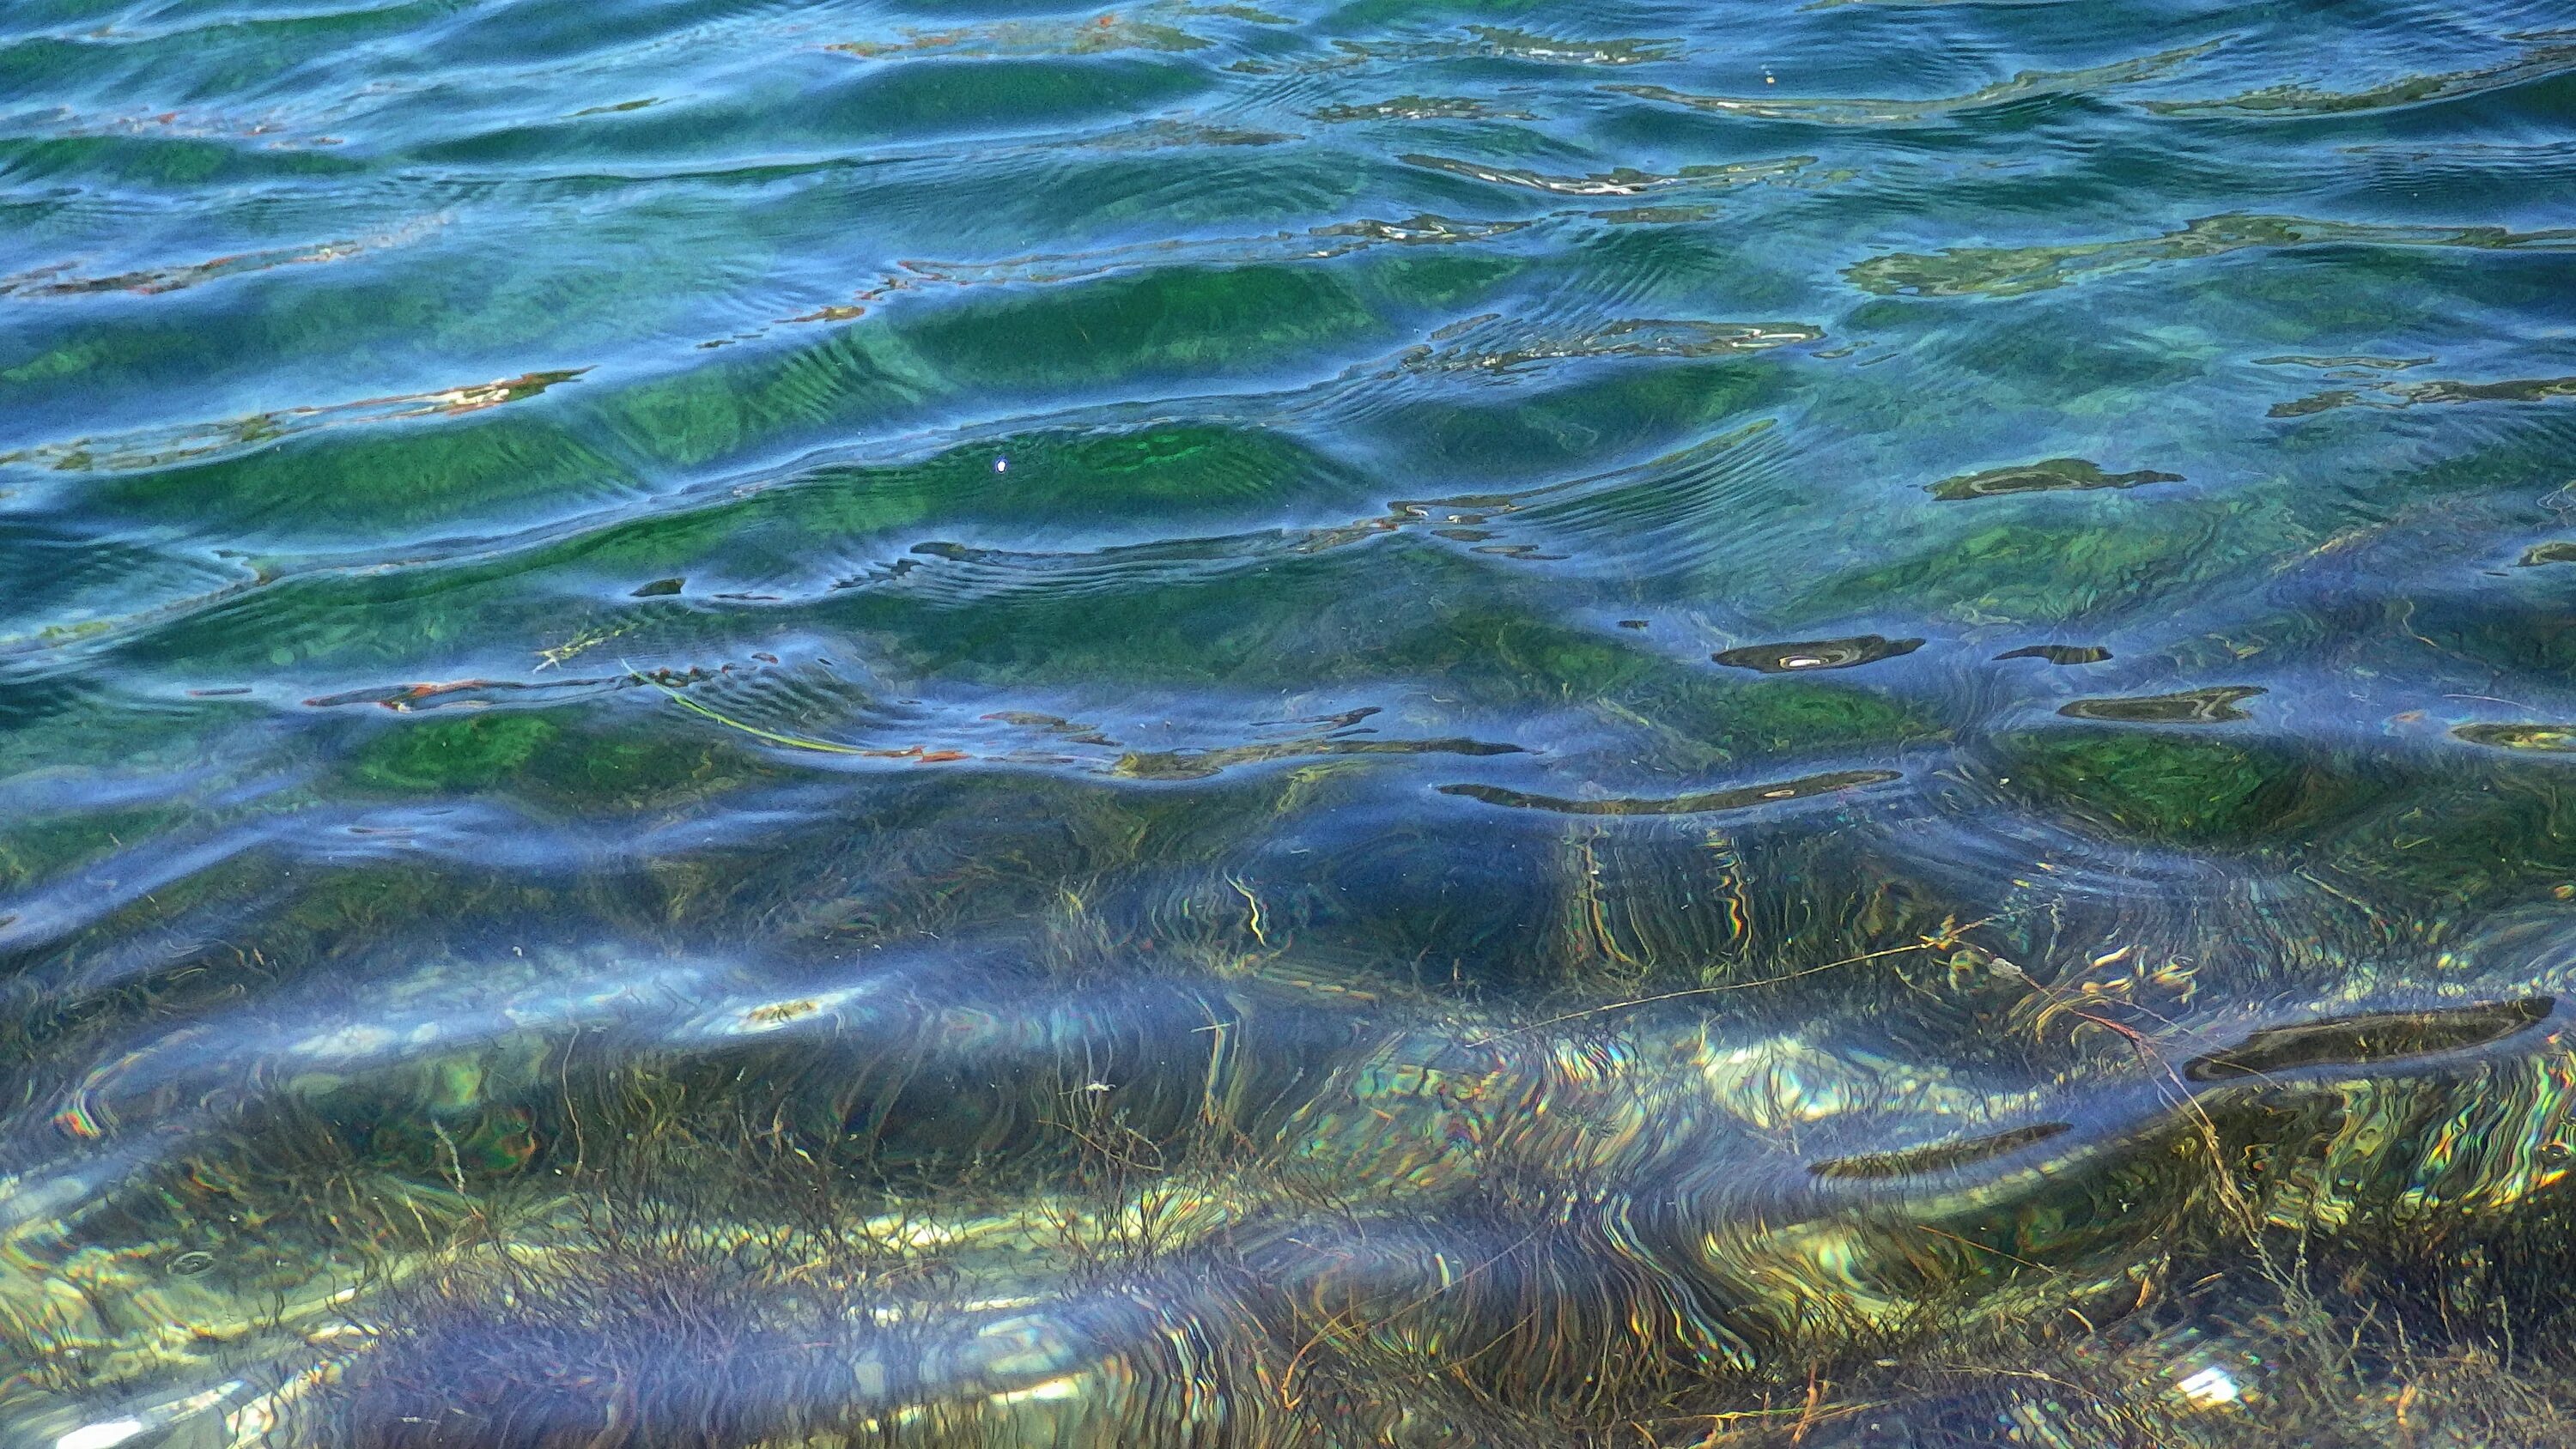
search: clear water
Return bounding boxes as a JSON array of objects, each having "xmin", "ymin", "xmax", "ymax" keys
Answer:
[{"xmin": 5, "ymin": 0, "xmax": 2576, "ymax": 1444}]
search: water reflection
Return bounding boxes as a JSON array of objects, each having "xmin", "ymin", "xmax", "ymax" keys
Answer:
[{"xmin": 6, "ymin": 0, "xmax": 2576, "ymax": 1440}]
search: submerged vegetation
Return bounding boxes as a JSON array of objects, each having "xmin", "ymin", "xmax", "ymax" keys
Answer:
[{"xmin": 13, "ymin": 784, "xmax": 2576, "ymax": 1446}]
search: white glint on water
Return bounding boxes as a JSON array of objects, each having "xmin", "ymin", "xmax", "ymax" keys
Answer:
[
  {"xmin": 2176, "ymin": 1366, "xmax": 2241, "ymax": 1409},
  {"xmin": 54, "ymin": 1419, "xmax": 148, "ymax": 1449}
]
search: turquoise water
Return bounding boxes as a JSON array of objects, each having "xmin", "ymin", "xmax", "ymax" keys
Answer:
[{"xmin": 6, "ymin": 0, "xmax": 2576, "ymax": 1443}]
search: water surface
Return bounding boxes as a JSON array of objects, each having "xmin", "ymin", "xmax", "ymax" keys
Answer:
[{"xmin": 7, "ymin": 0, "xmax": 2576, "ymax": 1443}]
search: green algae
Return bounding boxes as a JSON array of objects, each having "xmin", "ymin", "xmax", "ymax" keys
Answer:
[
  {"xmin": 1796, "ymin": 494, "xmax": 2311, "ymax": 627},
  {"xmin": 356, "ymin": 714, "xmax": 563, "ymax": 793},
  {"xmin": 1999, "ymin": 728, "xmax": 2359, "ymax": 846}
]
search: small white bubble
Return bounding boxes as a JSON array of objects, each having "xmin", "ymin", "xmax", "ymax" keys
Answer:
[{"xmin": 993, "ymin": 456, "xmax": 1009, "ymax": 473}]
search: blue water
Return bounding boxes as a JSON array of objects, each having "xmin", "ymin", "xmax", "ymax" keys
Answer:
[{"xmin": 6, "ymin": 0, "xmax": 2576, "ymax": 1443}]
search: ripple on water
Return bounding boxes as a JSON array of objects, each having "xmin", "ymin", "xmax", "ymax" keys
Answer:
[
  {"xmin": 2059, "ymin": 685, "xmax": 2267, "ymax": 724},
  {"xmin": 1713, "ymin": 634, "xmax": 1924, "ymax": 671},
  {"xmin": 8, "ymin": 0, "xmax": 2576, "ymax": 1439},
  {"xmin": 1927, "ymin": 458, "xmax": 2184, "ymax": 500}
]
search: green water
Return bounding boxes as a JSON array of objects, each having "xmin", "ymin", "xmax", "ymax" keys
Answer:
[{"xmin": 6, "ymin": 0, "xmax": 2576, "ymax": 1443}]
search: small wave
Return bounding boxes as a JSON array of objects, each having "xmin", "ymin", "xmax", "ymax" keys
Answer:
[
  {"xmin": 1328, "ymin": 25, "xmax": 1681, "ymax": 69},
  {"xmin": 823, "ymin": 213, "xmax": 1528, "ymax": 318},
  {"xmin": 1438, "ymin": 768, "xmax": 1902, "ymax": 815},
  {"xmin": 2184, "ymin": 997, "xmax": 2552, "ymax": 1080},
  {"xmin": 0, "ymin": 221, "xmax": 438, "ymax": 299},
  {"xmin": 1927, "ymin": 458, "xmax": 2184, "ymax": 500},
  {"xmin": 2269, "ymin": 373, "xmax": 2576, "ymax": 418},
  {"xmin": 1400, "ymin": 150, "xmax": 1811, "ymax": 197},
  {"xmin": 1847, "ymin": 214, "xmax": 2576, "ymax": 297},
  {"xmin": 0, "ymin": 369, "xmax": 587, "ymax": 475},
  {"xmin": 1808, "ymin": 1120, "xmax": 2071, "ymax": 1179},
  {"xmin": 1309, "ymin": 95, "xmax": 1538, "ymax": 123},
  {"xmin": 2059, "ymin": 686, "xmax": 2266, "ymax": 724},
  {"xmin": 2455, "ymin": 722, "xmax": 2576, "ymax": 751},
  {"xmin": 1118, "ymin": 736, "xmax": 1523, "ymax": 780},
  {"xmin": 822, "ymin": 1, "xmax": 1286, "ymax": 62},
  {"xmin": 1403, "ymin": 316, "xmax": 1821, "ymax": 376},
  {"xmin": 1604, "ymin": 39, "xmax": 2220, "ymax": 126},
  {"xmin": 2148, "ymin": 38, "xmax": 2576, "ymax": 118},
  {"xmin": 1995, "ymin": 643, "xmax": 2111, "ymax": 665},
  {"xmin": 1712, "ymin": 635, "xmax": 1923, "ymax": 672}
]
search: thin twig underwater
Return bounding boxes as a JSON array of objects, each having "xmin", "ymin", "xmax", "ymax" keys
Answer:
[
  {"xmin": 628, "ymin": 660, "xmax": 872, "ymax": 755},
  {"xmin": 1465, "ymin": 911, "xmax": 2033, "ymax": 1048}
]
